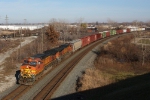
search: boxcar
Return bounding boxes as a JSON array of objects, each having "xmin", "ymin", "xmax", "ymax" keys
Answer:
[
  {"xmin": 80, "ymin": 36, "xmax": 90, "ymax": 47},
  {"xmin": 89, "ymin": 34, "xmax": 97, "ymax": 43},
  {"xmin": 96, "ymin": 33, "xmax": 102, "ymax": 40},
  {"xmin": 102, "ymin": 31, "xmax": 106, "ymax": 38},
  {"xmin": 120, "ymin": 29, "xmax": 124, "ymax": 34},
  {"xmin": 127, "ymin": 28, "xmax": 131, "ymax": 33},
  {"xmin": 70, "ymin": 39, "xmax": 82, "ymax": 52},
  {"xmin": 117, "ymin": 29, "xmax": 123, "ymax": 34},
  {"xmin": 116, "ymin": 30, "xmax": 120, "ymax": 34},
  {"xmin": 104, "ymin": 31, "xmax": 110, "ymax": 37},
  {"xmin": 110, "ymin": 30, "xmax": 116, "ymax": 35}
]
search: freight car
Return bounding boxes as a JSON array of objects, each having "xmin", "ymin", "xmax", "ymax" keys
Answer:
[
  {"xmin": 80, "ymin": 36, "xmax": 90, "ymax": 47},
  {"xmin": 89, "ymin": 34, "xmax": 97, "ymax": 43},
  {"xmin": 19, "ymin": 28, "xmax": 145, "ymax": 85},
  {"xmin": 96, "ymin": 33, "xmax": 102, "ymax": 40},
  {"xmin": 70, "ymin": 39, "xmax": 82, "ymax": 52},
  {"xmin": 110, "ymin": 30, "xmax": 116, "ymax": 36}
]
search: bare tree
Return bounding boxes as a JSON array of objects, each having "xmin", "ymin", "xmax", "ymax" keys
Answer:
[
  {"xmin": 107, "ymin": 18, "xmax": 118, "ymax": 28},
  {"xmin": 49, "ymin": 18, "xmax": 71, "ymax": 43},
  {"xmin": 76, "ymin": 18, "xmax": 84, "ymax": 38},
  {"xmin": 147, "ymin": 21, "xmax": 150, "ymax": 27},
  {"xmin": 45, "ymin": 25, "xmax": 59, "ymax": 46}
]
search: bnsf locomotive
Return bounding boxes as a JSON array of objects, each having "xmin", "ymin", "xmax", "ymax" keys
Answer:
[{"xmin": 19, "ymin": 28, "xmax": 145, "ymax": 85}]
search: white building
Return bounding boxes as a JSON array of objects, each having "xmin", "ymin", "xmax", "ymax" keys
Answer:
[{"xmin": 0, "ymin": 25, "xmax": 44, "ymax": 30}]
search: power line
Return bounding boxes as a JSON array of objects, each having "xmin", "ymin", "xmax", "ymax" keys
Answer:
[
  {"xmin": 24, "ymin": 19, "xmax": 26, "ymax": 25},
  {"xmin": 5, "ymin": 15, "xmax": 8, "ymax": 25}
]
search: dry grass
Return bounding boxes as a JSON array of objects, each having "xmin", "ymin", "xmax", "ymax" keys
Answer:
[
  {"xmin": 77, "ymin": 34, "xmax": 150, "ymax": 92},
  {"xmin": 0, "ymin": 39, "xmax": 22, "ymax": 53},
  {"xmin": 0, "ymin": 31, "xmax": 14, "ymax": 35},
  {"xmin": 77, "ymin": 56, "xmax": 150, "ymax": 92},
  {"xmin": 77, "ymin": 68, "xmax": 113, "ymax": 91}
]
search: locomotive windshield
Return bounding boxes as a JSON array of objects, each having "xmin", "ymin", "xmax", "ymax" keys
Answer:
[
  {"xmin": 23, "ymin": 60, "xmax": 29, "ymax": 65},
  {"xmin": 29, "ymin": 61, "xmax": 37, "ymax": 66}
]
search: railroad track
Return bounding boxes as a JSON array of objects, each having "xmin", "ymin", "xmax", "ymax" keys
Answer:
[
  {"xmin": 1, "ymin": 34, "xmax": 127, "ymax": 100},
  {"xmin": 1, "ymin": 85, "xmax": 28, "ymax": 100},
  {"xmin": 32, "ymin": 35, "xmax": 115, "ymax": 99}
]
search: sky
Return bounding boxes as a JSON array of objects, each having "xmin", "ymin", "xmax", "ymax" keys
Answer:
[{"xmin": 0, "ymin": 0, "xmax": 150, "ymax": 23}]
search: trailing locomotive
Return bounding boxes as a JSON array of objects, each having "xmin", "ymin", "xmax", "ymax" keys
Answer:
[{"xmin": 19, "ymin": 28, "xmax": 145, "ymax": 85}]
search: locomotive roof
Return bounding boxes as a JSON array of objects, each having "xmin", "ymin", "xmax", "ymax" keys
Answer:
[
  {"xmin": 44, "ymin": 47, "xmax": 65, "ymax": 55},
  {"xmin": 44, "ymin": 49, "xmax": 58, "ymax": 55},
  {"xmin": 44, "ymin": 44, "xmax": 70, "ymax": 55},
  {"xmin": 55, "ymin": 47, "xmax": 64, "ymax": 51},
  {"xmin": 31, "ymin": 53, "xmax": 46, "ymax": 59},
  {"xmin": 59, "ymin": 43, "xmax": 70, "ymax": 48}
]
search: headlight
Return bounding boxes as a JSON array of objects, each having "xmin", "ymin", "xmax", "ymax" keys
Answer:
[{"xmin": 31, "ymin": 70, "xmax": 36, "ymax": 74}]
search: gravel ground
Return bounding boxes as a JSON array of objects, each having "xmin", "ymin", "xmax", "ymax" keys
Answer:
[
  {"xmin": 0, "ymin": 36, "xmax": 37, "ymax": 99},
  {"xmin": 0, "ymin": 36, "xmax": 37, "ymax": 65}
]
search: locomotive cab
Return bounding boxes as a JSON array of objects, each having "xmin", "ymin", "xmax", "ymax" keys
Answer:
[{"xmin": 19, "ymin": 57, "xmax": 44, "ymax": 85}]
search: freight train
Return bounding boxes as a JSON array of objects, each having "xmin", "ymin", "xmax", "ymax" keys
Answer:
[{"xmin": 19, "ymin": 27, "xmax": 145, "ymax": 85}]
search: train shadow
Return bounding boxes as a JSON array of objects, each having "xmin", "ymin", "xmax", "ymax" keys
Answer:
[
  {"xmin": 15, "ymin": 70, "xmax": 20, "ymax": 84},
  {"xmin": 92, "ymin": 50, "xmax": 101, "ymax": 56},
  {"xmin": 52, "ymin": 72, "xmax": 150, "ymax": 100}
]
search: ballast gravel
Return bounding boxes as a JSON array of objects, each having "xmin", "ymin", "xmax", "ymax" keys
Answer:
[{"xmin": 51, "ymin": 35, "xmax": 124, "ymax": 99}]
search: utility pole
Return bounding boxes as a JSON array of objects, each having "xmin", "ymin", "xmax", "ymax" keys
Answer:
[
  {"xmin": 41, "ymin": 27, "xmax": 45, "ymax": 52},
  {"xmin": 24, "ymin": 19, "xmax": 26, "ymax": 25},
  {"xmin": 14, "ymin": 26, "xmax": 15, "ymax": 38},
  {"xmin": 5, "ymin": 15, "xmax": 8, "ymax": 29},
  {"xmin": 41, "ymin": 26, "xmax": 44, "ymax": 52},
  {"xmin": 19, "ymin": 27, "xmax": 22, "ymax": 61},
  {"xmin": 24, "ymin": 19, "xmax": 27, "ymax": 36}
]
